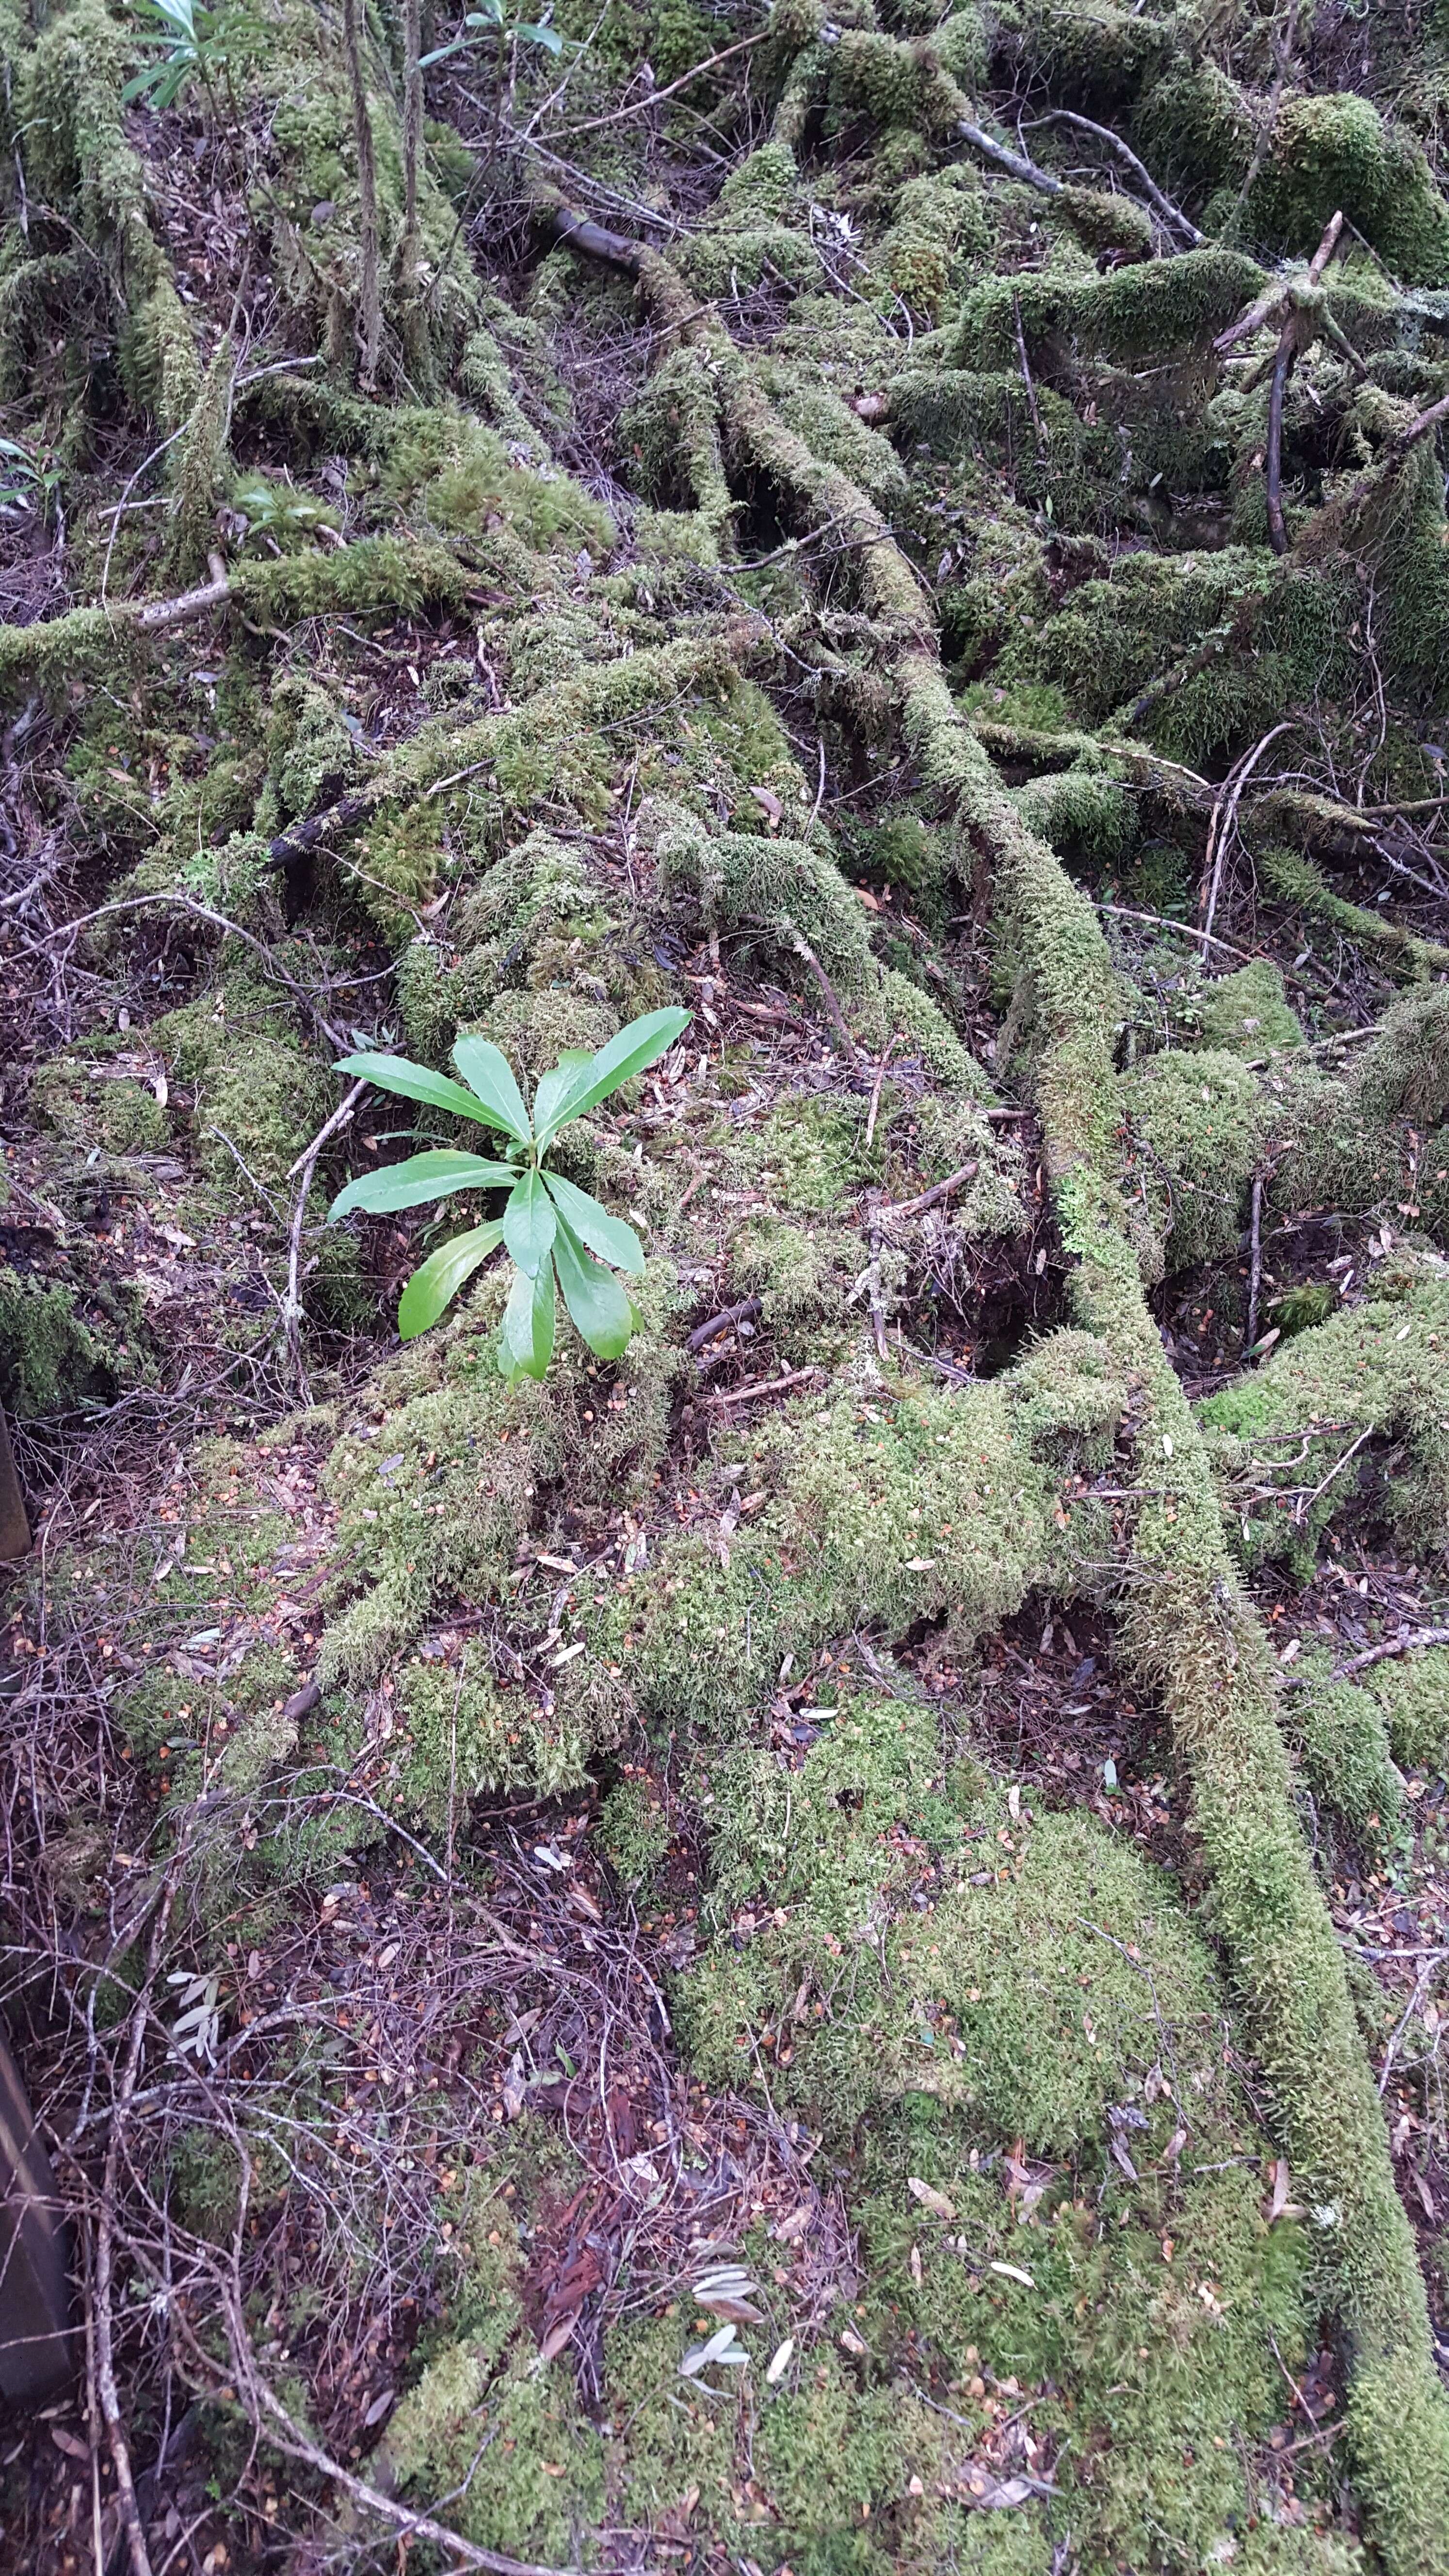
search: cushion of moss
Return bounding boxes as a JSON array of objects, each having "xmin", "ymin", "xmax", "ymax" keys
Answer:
[
  {"xmin": 1364, "ymin": 1645, "xmax": 1449, "ymax": 1775},
  {"xmin": 594, "ymin": 1372, "xmax": 1057, "ymax": 1734},
  {"xmin": 1121, "ymin": 1044, "xmax": 1265, "ymax": 1276},
  {"xmin": 316, "ymin": 1262, "xmax": 679, "ymax": 1697},
  {"xmin": 0, "ymin": 1271, "xmax": 108, "ymax": 1417},
  {"xmin": 1197, "ymin": 1267, "xmax": 1449, "ymax": 1564},
  {"xmin": 391, "ymin": 1723, "xmax": 1330, "ymax": 2569},
  {"xmin": 1180, "ymin": 960, "xmax": 1304, "ymax": 1061},
  {"xmin": 1248, "ymin": 92, "xmax": 1449, "ymax": 286},
  {"xmin": 1288, "ymin": 1662, "xmax": 1402, "ymax": 1841}
]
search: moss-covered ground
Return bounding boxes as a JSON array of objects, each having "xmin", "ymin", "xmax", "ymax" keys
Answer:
[{"xmin": 1, "ymin": 1, "xmax": 1449, "ymax": 2571}]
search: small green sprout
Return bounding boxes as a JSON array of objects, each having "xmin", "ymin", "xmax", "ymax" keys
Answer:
[
  {"xmin": 420, "ymin": 0, "xmax": 563, "ymax": 69},
  {"xmin": 0, "ymin": 438, "xmax": 63, "ymax": 524},
  {"xmin": 121, "ymin": 0, "xmax": 262, "ymax": 113},
  {"xmin": 328, "ymin": 1007, "xmax": 690, "ymax": 1380}
]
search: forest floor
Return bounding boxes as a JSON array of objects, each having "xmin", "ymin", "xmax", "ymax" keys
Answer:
[{"xmin": 2, "ymin": 2, "xmax": 1449, "ymax": 2573}]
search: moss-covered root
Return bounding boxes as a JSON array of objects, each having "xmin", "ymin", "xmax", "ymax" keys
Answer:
[
  {"xmin": 1259, "ymin": 842, "xmax": 1449, "ymax": 979},
  {"xmin": 900, "ymin": 646, "xmax": 1449, "ymax": 2576}
]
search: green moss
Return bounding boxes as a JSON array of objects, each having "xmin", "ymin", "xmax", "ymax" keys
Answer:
[
  {"xmin": 1178, "ymin": 958, "xmax": 1305, "ymax": 1060},
  {"xmin": 1013, "ymin": 765, "xmax": 1138, "ymax": 868},
  {"xmin": 598, "ymin": 1774, "xmax": 672, "ymax": 1887},
  {"xmin": 1198, "ymin": 1264, "xmax": 1449, "ymax": 1565},
  {"xmin": 1132, "ymin": 60, "xmax": 1252, "ymax": 204},
  {"xmin": 1288, "ymin": 1659, "xmax": 1402, "ymax": 1843},
  {"xmin": 1250, "ymin": 94, "xmax": 1449, "ymax": 286},
  {"xmin": 156, "ymin": 992, "xmax": 331, "ymax": 1197},
  {"xmin": 955, "ymin": 248, "xmax": 1266, "ymax": 374},
  {"xmin": 656, "ymin": 801, "xmax": 878, "ymax": 996},
  {"xmin": 871, "ymin": 165, "xmax": 991, "ymax": 323},
  {"xmin": 0, "ymin": 1270, "xmax": 108, "ymax": 1417},
  {"xmin": 995, "ymin": 0, "xmax": 1173, "ymax": 115},
  {"xmin": 1121, "ymin": 1045, "xmax": 1265, "ymax": 1278},
  {"xmin": 97, "ymin": 1079, "xmax": 171, "ymax": 1154},
  {"xmin": 1365, "ymin": 1645, "xmax": 1449, "ymax": 1775},
  {"xmin": 610, "ymin": 1368, "xmax": 1056, "ymax": 1736}
]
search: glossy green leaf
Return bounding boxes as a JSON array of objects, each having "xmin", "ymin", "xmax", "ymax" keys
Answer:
[
  {"xmin": 502, "ymin": 1169, "xmax": 557, "ymax": 1278},
  {"xmin": 451, "ymin": 1034, "xmax": 532, "ymax": 1145},
  {"xmin": 552, "ymin": 1217, "xmax": 634, "ymax": 1360},
  {"xmin": 531, "ymin": 1050, "xmax": 593, "ymax": 1142},
  {"xmin": 337, "ymin": 1050, "xmax": 511, "ymax": 1134},
  {"xmin": 329, "ymin": 1149, "xmax": 517, "ymax": 1221},
  {"xmin": 542, "ymin": 1171, "xmax": 644, "ymax": 1275},
  {"xmin": 498, "ymin": 1257, "xmax": 556, "ymax": 1382},
  {"xmin": 533, "ymin": 1006, "xmax": 691, "ymax": 1146},
  {"xmin": 397, "ymin": 1220, "xmax": 504, "ymax": 1340}
]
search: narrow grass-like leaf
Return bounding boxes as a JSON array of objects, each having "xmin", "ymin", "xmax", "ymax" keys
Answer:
[
  {"xmin": 330, "ymin": 1150, "xmax": 517, "ymax": 1220},
  {"xmin": 498, "ymin": 1256, "xmax": 557, "ymax": 1381},
  {"xmin": 533, "ymin": 1007, "xmax": 691, "ymax": 1146},
  {"xmin": 502, "ymin": 1169, "xmax": 557, "ymax": 1278},
  {"xmin": 552, "ymin": 1217, "xmax": 633, "ymax": 1359},
  {"xmin": 397, "ymin": 1220, "xmax": 503, "ymax": 1340},
  {"xmin": 451, "ymin": 1034, "xmax": 532, "ymax": 1144},
  {"xmin": 338, "ymin": 1050, "xmax": 511, "ymax": 1134},
  {"xmin": 542, "ymin": 1171, "xmax": 644, "ymax": 1274}
]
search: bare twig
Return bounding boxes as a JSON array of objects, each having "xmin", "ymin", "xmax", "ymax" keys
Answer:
[
  {"xmin": 282, "ymin": 1078, "xmax": 367, "ymax": 1392},
  {"xmin": 687, "ymin": 1295, "xmax": 762, "ymax": 1353},
  {"xmin": 1245, "ymin": 1173, "xmax": 1265, "ymax": 1354},
  {"xmin": 864, "ymin": 1034, "xmax": 894, "ymax": 1151},
  {"xmin": 877, "ymin": 1162, "xmax": 979, "ymax": 1224},
  {"xmin": 1201, "ymin": 722, "xmax": 1295, "ymax": 943},
  {"xmin": 1028, "ymin": 108, "xmax": 1203, "ymax": 244},
  {"xmin": 550, "ymin": 32, "xmax": 770, "ymax": 140},
  {"xmin": 709, "ymin": 1366, "xmax": 822, "ymax": 1406},
  {"xmin": 41, "ymin": 893, "xmax": 345, "ymax": 1051}
]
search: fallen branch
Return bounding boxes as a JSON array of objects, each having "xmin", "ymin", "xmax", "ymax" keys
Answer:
[
  {"xmin": 41, "ymin": 893, "xmax": 346, "ymax": 1051},
  {"xmin": 550, "ymin": 32, "xmax": 770, "ymax": 141},
  {"xmin": 708, "ymin": 1366, "xmax": 822, "ymax": 1407},
  {"xmin": 877, "ymin": 1161, "xmax": 979, "ymax": 1224},
  {"xmin": 687, "ymin": 1295, "xmax": 762, "ymax": 1353},
  {"xmin": 281, "ymin": 1079, "xmax": 368, "ymax": 1394},
  {"xmin": 1028, "ymin": 108, "xmax": 1203, "ymax": 245}
]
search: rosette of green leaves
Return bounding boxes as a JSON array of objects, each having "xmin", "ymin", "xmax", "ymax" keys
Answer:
[{"xmin": 328, "ymin": 1007, "xmax": 690, "ymax": 1380}]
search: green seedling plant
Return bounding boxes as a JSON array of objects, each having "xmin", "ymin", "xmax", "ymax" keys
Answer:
[
  {"xmin": 122, "ymin": 0, "xmax": 261, "ymax": 114},
  {"xmin": 420, "ymin": 0, "xmax": 563, "ymax": 70},
  {"xmin": 329, "ymin": 1007, "xmax": 689, "ymax": 1381},
  {"xmin": 0, "ymin": 438, "xmax": 63, "ymax": 526}
]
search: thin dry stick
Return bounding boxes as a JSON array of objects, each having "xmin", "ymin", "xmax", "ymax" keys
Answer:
[
  {"xmin": 94, "ymin": 1872, "xmax": 178, "ymax": 2576},
  {"xmin": 1029, "ymin": 108, "xmax": 1203, "ymax": 244},
  {"xmin": 867, "ymin": 1221, "xmax": 888, "ymax": 1364},
  {"xmin": 686, "ymin": 1295, "xmax": 761, "ymax": 1353},
  {"xmin": 551, "ymin": 31, "xmax": 770, "ymax": 140},
  {"xmin": 1245, "ymin": 1173, "xmax": 1265, "ymax": 1353},
  {"xmin": 1098, "ymin": 903, "xmax": 1270, "ymax": 964},
  {"xmin": 864, "ymin": 1033, "xmax": 895, "ymax": 1151},
  {"xmin": 217, "ymin": 2299, "xmax": 621, "ymax": 2576},
  {"xmin": 809, "ymin": 735, "xmax": 827, "ymax": 833},
  {"xmin": 282, "ymin": 1078, "xmax": 368, "ymax": 1390},
  {"xmin": 877, "ymin": 1161, "xmax": 980, "ymax": 1224},
  {"xmin": 768, "ymin": 913, "xmax": 868, "ymax": 1076},
  {"xmin": 44, "ymin": 893, "xmax": 345, "ymax": 1051},
  {"xmin": 1264, "ymin": 317, "xmax": 1296, "ymax": 556},
  {"xmin": 343, "ymin": 0, "xmax": 383, "ymax": 386},
  {"xmin": 1201, "ymin": 722, "xmax": 1295, "ymax": 944},
  {"xmin": 401, "ymin": 0, "xmax": 423, "ymax": 289},
  {"xmin": 709, "ymin": 1365, "xmax": 822, "ymax": 1407},
  {"xmin": 1326, "ymin": 1626, "xmax": 1449, "ymax": 1683},
  {"xmin": 1012, "ymin": 292, "xmax": 1044, "ymax": 455}
]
